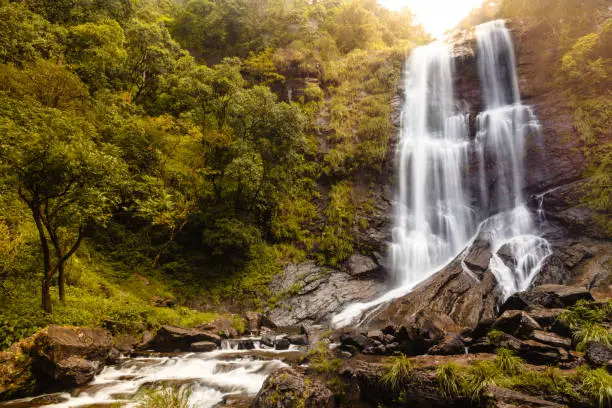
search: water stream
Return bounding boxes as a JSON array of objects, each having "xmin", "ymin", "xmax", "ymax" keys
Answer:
[
  {"xmin": 0, "ymin": 341, "xmax": 300, "ymax": 408},
  {"xmin": 332, "ymin": 20, "xmax": 551, "ymax": 328}
]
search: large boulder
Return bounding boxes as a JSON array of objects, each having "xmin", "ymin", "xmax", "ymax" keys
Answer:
[
  {"xmin": 585, "ymin": 341, "xmax": 612, "ymax": 367},
  {"xmin": 500, "ymin": 285, "xmax": 594, "ymax": 313},
  {"xmin": 250, "ymin": 367, "xmax": 334, "ymax": 408},
  {"xmin": 32, "ymin": 326, "xmax": 113, "ymax": 387},
  {"xmin": 367, "ymin": 256, "xmax": 502, "ymax": 334},
  {"xmin": 491, "ymin": 310, "xmax": 541, "ymax": 338},
  {"xmin": 148, "ymin": 325, "xmax": 222, "ymax": 351},
  {"xmin": 346, "ymin": 254, "xmax": 384, "ymax": 280}
]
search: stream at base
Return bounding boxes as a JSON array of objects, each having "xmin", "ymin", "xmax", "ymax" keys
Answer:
[{"xmin": 0, "ymin": 342, "xmax": 301, "ymax": 408}]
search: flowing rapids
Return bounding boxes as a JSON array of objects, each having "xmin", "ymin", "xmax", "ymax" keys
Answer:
[
  {"xmin": 332, "ymin": 20, "xmax": 551, "ymax": 328},
  {"xmin": 0, "ymin": 341, "xmax": 297, "ymax": 408}
]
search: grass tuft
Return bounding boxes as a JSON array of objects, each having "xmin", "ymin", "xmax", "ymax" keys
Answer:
[
  {"xmin": 381, "ymin": 354, "xmax": 413, "ymax": 391},
  {"xmin": 136, "ymin": 386, "xmax": 192, "ymax": 408},
  {"xmin": 494, "ymin": 348, "xmax": 524, "ymax": 376},
  {"xmin": 579, "ymin": 366, "xmax": 612, "ymax": 408}
]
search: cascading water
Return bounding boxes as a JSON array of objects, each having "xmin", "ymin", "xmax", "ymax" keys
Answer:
[
  {"xmin": 390, "ymin": 42, "xmax": 474, "ymax": 286},
  {"xmin": 332, "ymin": 20, "xmax": 551, "ymax": 328}
]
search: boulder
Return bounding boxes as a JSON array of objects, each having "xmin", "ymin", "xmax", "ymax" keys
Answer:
[
  {"xmin": 530, "ymin": 330, "xmax": 571, "ymax": 349},
  {"xmin": 260, "ymin": 333, "xmax": 276, "ymax": 348},
  {"xmin": 530, "ymin": 255, "xmax": 570, "ymax": 288},
  {"xmin": 585, "ymin": 341, "xmax": 612, "ymax": 367},
  {"xmin": 49, "ymin": 356, "xmax": 100, "ymax": 387},
  {"xmin": 251, "ymin": 367, "xmax": 334, "ymax": 408},
  {"xmin": 367, "ymin": 258, "xmax": 502, "ymax": 334},
  {"xmin": 275, "ymin": 338, "xmax": 291, "ymax": 350},
  {"xmin": 237, "ymin": 339, "xmax": 255, "ymax": 350},
  {"xmin": 463, "ymin": 239, "xmax": 492, "ymax": 275},
  {"xmin": 287, "ymin": 334, "xmax": 308, "ymax": 346},
  {"xmin": 197, "ymin": 317, "xmax": 240, "ymax": 338},
  {"xmin": 149, "ymin": 326, "xmax": 221, "ymax": 351},
  {"xmin": 502, "ymin": 285, "xmax": 593, "ymax": 313},
  {"xmin": 487, "ymin": 385, "xmax": 564, "ymax": 407},
  {"xmin": 518, "ymin": 340, "xmax": 571, "ymax": 366},
  {"xmin": 428, "ymin": 333, "xmax": 465, "ymax": 355},
  {"xmin": 492, "ymin": 310, "xmax": 541, "ymax": 338},
  {"xmin": 243, "ymin": 312, "xmax": 277, "ymax": 334},
  {"xmin": 114, "ymin": 334, "xmax": 138, "ymax": 354},
  {"xmin": 32, "ymin": 326, "xmax": 113, "ymax": 387},
  {"xmin": 340, "ymin": 332, "xmax": 376, "ymax": 351},
  {"xmin": 346, "ymin": 254, "xmax": 383, "ymax": 279},
  {"xmin": 190, "ymin": 341, "xmax": 217, "ymax": 352}
]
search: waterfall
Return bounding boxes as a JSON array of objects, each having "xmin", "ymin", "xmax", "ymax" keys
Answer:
[
  {"xmin": 332, "ymin": 20, "xmax": 550, "ymax": 328},
  {"xmin": 390, "ymin": 41, "xmax": 474, "ymax": 286}
]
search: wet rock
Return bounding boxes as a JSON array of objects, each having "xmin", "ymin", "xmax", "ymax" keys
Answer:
[
  {"xmin": 243, "ymin": 312, "xmax": 276, "ymax": 334},
  {"xmin": 530, "ymin": 255, "xmax": 570, "ymax": 287},
  {"xmin": 501, "ymin": 285, "xmax": 593, "ymax": 312},
  {"xmin": 275, "ymin": 338, "xmax": 290, "ymax": 350},
  {"xmin": 530, "ymin": 330, "xmax": 571, "ymax": 349},
  {"xmin": 287, "ymin": 335, "xmax": 308, "ymax": 346},
  {"xmin": 463, "ymin": 239, "xmax": 492, "ymax": 275},
  {"xmin": 492, "ymin": 310, "xmax": 541, "ymax": 338},
  {"xmin": 531, "ymin": 285, "xmax": 594, "ymax": 307},
  {"xmin": 197, "ymin": 317, "xmax": 240, "ymax": 338},
  {"xmin": 30, "ymin": 326, "xmax": 113, "ymax": 388},
  {"xmin": 190, "ymin": 341, "xmax": 217, "ymax": 352},
  {"xmin": 236, "ymin": 339, "xmax": 255, "ymax": 350},
  {"xmin": 340, "ymin": 332, "xmax": 376, "ymax": 351},
  {"xmin": 346, "ymin": 254, "xmax": 383, "ymax": 279},
  {"xmin": 368, "ymin": 258, "xmax": 502, "ymax": 334},
  {"xmin": 428, "ymin": 333, "xmax": 465, "ymax": 355},
  {"xmin": 251, "ymin": 367, "xmax": 334, "ymax": 408},
  {"xmin": 149, "ymin": 325, "xmax": 221, "ymax": 351},
  {"xmin": 470, "ymin": 332, "xmax": 522, "ymax": 354},
  {"xmin": 585, "ymin": 341, "xmax": 612, "ymax": 367},
  {"xmin": 114, "ymin": 335, "xmax": 138, "ymax": 354},
  {"xmin": 268, "ymin": 261, "xmax": 384, "ymax": 327},
  {"xmin": 260, "ymin": 333, "xmax": 276, "ymax": 348},
  {"xmin": 366, "ymin": 330, "xmax": 385, "ymax": 343},
  {"xmin": 49, "ymin": 356, "xmax": 100, "ymax": 387},
  {"xmin": 106, "ymin": 348, "xmax": 122, "ymax": 365}
]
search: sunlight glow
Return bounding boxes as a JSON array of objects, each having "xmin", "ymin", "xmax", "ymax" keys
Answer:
[{"xmin": 378, "ymin": 0, "xmax": 485, "ymax": 38}]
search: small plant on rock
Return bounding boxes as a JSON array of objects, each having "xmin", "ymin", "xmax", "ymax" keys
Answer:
[
  {"xmin": 573, "ymin": 323, "xmax": 612, "ymax": 351},
  {"xmin": 437, "ymin": 362, "xmax": 463, "ymax": 398},
  {"xmin": 381, "ymin": 354, "xmax": 413, "ymax": 391},
  {"xmin": 494, "ymin": 348, "xmax": 524, "ymax": 376},
  {"xmin": 579, "ymin": 366, "xmax": 612, "ymax": 408}
]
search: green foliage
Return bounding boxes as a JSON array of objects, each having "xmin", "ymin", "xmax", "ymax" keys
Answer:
[
  {"xmin": 573, "ymin": 323, "xmax": 612, "ymax": 352},
  {"xmin": 508, "ymin": 367, "xmax": 579, "ymax": 403},
  {"xmin": 137, "ymin": 386, "xmax": 192, "ymax": 408},
  {"xmin": 578, "ymin": 366, "xmax": 612, "ymax": 408},
  {"xmin": 381, "ymin": 354, "xmax": 413, "ymax": 391},
  {"xmin": 309, "ymin": 340, "xmax": 343, "ymax": 374},
  {"xmin": 437, "ymin": 363, "xmax": 463, "ymax": 399},
  {"xmin": 494, "ymin": 348, "xmax": 524, "ymax": 376},
  {"xmin": 0, "ymin": 0, "xmax": 430, "ymax": 344}
]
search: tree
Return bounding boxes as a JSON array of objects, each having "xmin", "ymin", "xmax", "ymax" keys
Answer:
[{"xmin": 0, "ymin": 96, "xmax": 127, "ymax": 312}]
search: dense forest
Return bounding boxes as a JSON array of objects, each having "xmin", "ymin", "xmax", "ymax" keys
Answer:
[{"xmin": 0, "ymin": 0, "xmax": 430, "ymax": 347}]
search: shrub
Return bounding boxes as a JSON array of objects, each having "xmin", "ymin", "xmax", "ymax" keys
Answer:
[
  {"xmin": 573, "ymin": 323, "xmax": 612, "ymax": 352},
  {"xmin": 437, "ymin": 363, "xmax": 463, "ymax": 398},
  {"xmin": 494, "ymin": 348, "xmax": 524, "ymax": 376},
  {"xmin": 579, "ymin": 367, "xmax": 612, "ymax": 408},
  {"xmin": 381, "ymin": 354, "xmax": 413, "ymax": 391}
]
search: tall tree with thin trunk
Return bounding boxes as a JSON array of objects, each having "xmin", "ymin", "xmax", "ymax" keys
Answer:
[{"xmin": 0, "ymin": 95, "xmax": 126, "ymax": 312}]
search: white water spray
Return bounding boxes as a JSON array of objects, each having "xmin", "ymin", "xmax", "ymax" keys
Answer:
[{"xmin": 332, "ymin": 20, "xmax": 550, "ymax": 328}]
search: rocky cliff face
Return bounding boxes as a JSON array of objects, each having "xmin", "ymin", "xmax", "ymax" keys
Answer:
[{"xmin": 268, "ymin": 19, "xmax": 610, "ymax": 331}]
